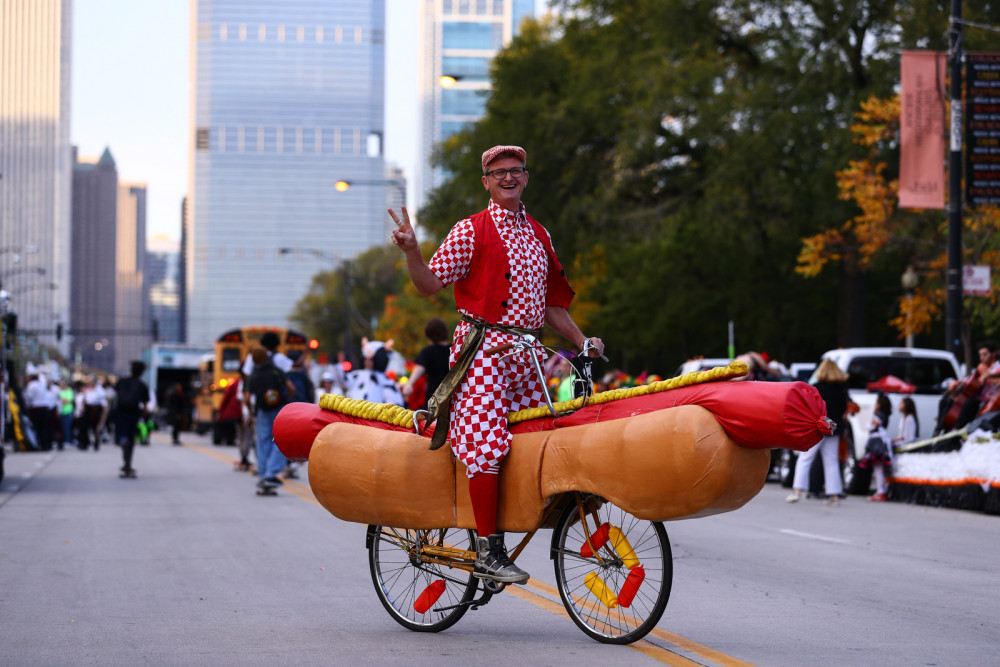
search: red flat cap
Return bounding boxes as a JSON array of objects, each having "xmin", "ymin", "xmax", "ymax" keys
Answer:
[{"xmin": 481, "ymin": 145, "xmax": 526, "ymax": 172}]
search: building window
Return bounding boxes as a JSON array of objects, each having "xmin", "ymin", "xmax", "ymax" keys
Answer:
[
  {"xmin": 316, "ymin": 25, "xmax": 324, "ymax": 42},
  {"xmin": 296, "ymin": 127, "xmax": 303, "ymax": 153},
  {"xmin": 367, "ymin": 131, "xmax": 382, "ymax": 158},
  {"xmin": 441, "ymin": 120, "xmax": 471, "ymax": 140},
  {"xmin": 493, "ymin": 0, "xmax": 505, "ymax": 15},
  {"xmin": 297, "ymin": 25, "xmax": 305, "ymax": 42},
  {"xmin": 442, "ymin": 56, "xmax": 491, "ymax": 82},
  {"xmin": 277, "ymin": 127, "xmax": 284, "ymax": 153},
  {"xmin": 258, "ymin": 24, "xmax": 266, "ymax": 40},
  {"xmin": 442, "ymin": 21, "xmax": 501, "ymax": 50},
  {"xmin": 441, "ymin": 88, "xmax": 486, "ymax": 116},
  {"xmin": 278, "ymin": 24, "xmax": 285, "ymax": 41},
  {"xmin": 219, "ymin": 24, "xmax": 228, "ymax": 40},
  {"xmin": 258, "ymin": 126, "xmax": 265, "ymax": 153},
  {"xmin": 315, "ymin": 128, "xmax": 323, "ymax": 154},
  {"xmin": 354, "ymin": 26, "xmax": 363, "ymax": 43},
  {"xmin": 239, "ymin": 23, "xmax": 247, "ymax": 40},
  {"xmin": 196, "ymin": 128, "xmax": 210, "ymax": 151},
  {"xmin": 219, "ymin": 125, "xmax": 227, "ymax": 152}
]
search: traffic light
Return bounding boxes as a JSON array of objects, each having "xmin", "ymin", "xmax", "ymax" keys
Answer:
[{"xmin": 309, "ymin": 338, "xmax": 319, "ymax": 350}]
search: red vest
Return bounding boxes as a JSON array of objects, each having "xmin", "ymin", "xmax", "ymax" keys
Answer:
[{"xmin": 453, "ymin": 208, "xmax": 575, "ymax": 324}]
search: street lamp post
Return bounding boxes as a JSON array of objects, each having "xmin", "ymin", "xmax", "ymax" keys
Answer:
[
  {"xmin": 901, "ymin": 265, "xmax": 919, "ymax": 349},
  {"xmin": 333, "ymin": 178, "xmax": 406, "ymax": 204},
  {"xmin": 0, "ymin": 266, "xmax": 46, "ymax": 283},
  {"xmin": 11, "ymin": 282, "xmax": 57, "ymax": 296},
  {"xmin": 278, "ymin": 247, "xmax": 354, "ymax": 363},
  {"xmin": 333, "ymin": 178, "xmax": 409, "ymax": 241}
]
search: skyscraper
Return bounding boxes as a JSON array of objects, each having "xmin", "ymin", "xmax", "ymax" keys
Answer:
[
  {"xmin": 0, "ymin": 0, "xmax": 73, "ymax": 351},
  {"xmin": 147, "ymin": 235, "xmax": 182, "ymax": 344},
  {"xmin": 71, "ymin": 148, "xmax": 118, "ymax": 372},
  {"xmin": 417, "ymin": 0, "xmax": 536, "ymax": 206},
  {"xmin": 115, "ymin": 182, "xmax": 151, "ymax": 372},
  {"xmin": 187, "ymin": 0, "xmax": 391, "ymax": 345}
]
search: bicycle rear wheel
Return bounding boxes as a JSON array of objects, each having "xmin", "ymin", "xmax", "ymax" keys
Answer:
[
  {"xmin": 367, "ymin": 525, "xmax": 479, "ymax": 632},
  {"xmin": 552, "ymin": 499, "xmax": 672, "ymax": 644}
]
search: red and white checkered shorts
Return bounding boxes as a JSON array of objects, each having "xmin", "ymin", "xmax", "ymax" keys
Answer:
[{"xmin": 449, "ymin": 347, "xmax": 547, "ymax": 477}]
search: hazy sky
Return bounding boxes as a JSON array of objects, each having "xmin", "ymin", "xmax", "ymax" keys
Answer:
[{"xmin": 71, "ymin": 0, "xmax": 421, "ymax": 244}]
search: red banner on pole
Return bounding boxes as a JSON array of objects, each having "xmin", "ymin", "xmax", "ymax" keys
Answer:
[{"xmin": 899, "ymin": 51, "xmax": 947, "ymax": 209}]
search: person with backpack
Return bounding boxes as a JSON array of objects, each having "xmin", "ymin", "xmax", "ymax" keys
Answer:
[
  {"xmin": 114, "ymin": 361, "xmax": 150, "ymax": 478},
  {"xmin": 245, "ymin": 345, "xmax": 294, "ymax": 494}
]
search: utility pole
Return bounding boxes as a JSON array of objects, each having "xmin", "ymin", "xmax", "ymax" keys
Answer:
[
  {"xmin": 342, "ymin": 260, "xmax": 353, "ymax": 365},
  {"xmin": 946, "ymin": 0, "xmax": 964, "ymax": 358}
]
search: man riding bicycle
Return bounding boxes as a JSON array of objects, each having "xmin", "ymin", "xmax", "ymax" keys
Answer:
[{"xmin": 390, "ymin": 144, "xmax": 604, "ymax": 584}]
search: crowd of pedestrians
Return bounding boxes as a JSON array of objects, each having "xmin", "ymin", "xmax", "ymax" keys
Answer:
[{"xmin": 8, "ymin": 360, "xmax": 152, "ymax": 477}]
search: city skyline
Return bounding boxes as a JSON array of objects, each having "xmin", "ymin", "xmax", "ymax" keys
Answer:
[
  {"xmin": 71, "ymin": 0, "xmax": 550, "ymax": 246},
  {"xmin": 71, "ymin": 0, "xmax": 421, "ymax": 246}
]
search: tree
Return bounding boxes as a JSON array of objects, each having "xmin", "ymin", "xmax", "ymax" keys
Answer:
[
  {"xmin": 798, "ymin": 93, "xmax": 1000, "ymax": 356},
  {"xmin": 375, "ymin": 243, "xmax": 459, "ymax": 361},
  {"xmin": 289, "ymin": 245, "xmax": 406, "ymax": 361}
]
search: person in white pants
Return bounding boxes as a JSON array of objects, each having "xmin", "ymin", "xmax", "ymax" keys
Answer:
[{"xmin": 787, "ymin": 359, "xmax": 849, "ymax": 506}]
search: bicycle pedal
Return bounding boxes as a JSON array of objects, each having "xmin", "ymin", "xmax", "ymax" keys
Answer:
[{"xmin": 481, "ymin": 579, "xmax": 506, "ymax": 594}]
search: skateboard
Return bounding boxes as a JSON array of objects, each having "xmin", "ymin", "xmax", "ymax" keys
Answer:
[
  {"xmin": 256, "ymin": 481, "xmax": 278, "ymax": 496},
  {"xmin": 119, "ymin": 468, "xmax": 137, "ymax": 479}
]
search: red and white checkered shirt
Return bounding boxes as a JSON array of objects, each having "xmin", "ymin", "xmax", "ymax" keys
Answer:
[
  {"xmin": 429, "ymin": 200, "xmax": 549, "ymax": 353},
  {"xmin": 429, "ymin": 200, "xmax": 554, "ymax": 476}
]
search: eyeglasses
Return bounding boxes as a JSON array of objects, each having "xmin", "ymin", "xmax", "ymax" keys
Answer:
[{"xmin": 484, "ymin": 167, "xmax": 527, "ymax": 179}]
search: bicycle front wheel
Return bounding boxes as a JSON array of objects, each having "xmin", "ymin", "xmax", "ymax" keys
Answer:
[
  {"xmin": 552, "ymin": 499, "xmax": 672, "ymax": 644},
  {"xmin": 367, "ymin": 525, "xmax": 479, "ymax": 632}
]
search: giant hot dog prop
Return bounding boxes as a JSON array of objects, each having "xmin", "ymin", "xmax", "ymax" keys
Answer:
[{"xmin": 274, "ymin": 362, "xmax": 831, "ymax": 530}]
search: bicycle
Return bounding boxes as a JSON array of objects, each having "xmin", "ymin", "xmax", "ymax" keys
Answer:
[{"xmin": 366, "ymin": 335, "xmax": 673, "ymax": 644}]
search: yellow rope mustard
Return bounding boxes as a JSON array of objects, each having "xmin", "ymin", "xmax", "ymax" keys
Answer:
[{"xmin": 317, "ymin": 360, "xmax": 748, "ymax": 430}]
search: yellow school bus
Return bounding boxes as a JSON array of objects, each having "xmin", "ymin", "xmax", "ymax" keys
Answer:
[{"xmin": 193, "ymin": 326, "xmax": 313, "ymax": 442}]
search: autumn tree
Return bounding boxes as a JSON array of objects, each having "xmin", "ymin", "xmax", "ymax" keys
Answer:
[
  {"xmin": 289, "ymin": 244, "xmax": 406, "ymax": 362},
  {"xmin": 798, "ymin": 94, "xmax": 1000, "ymax": 358}
]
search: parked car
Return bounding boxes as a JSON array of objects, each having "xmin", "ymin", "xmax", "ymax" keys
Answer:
[
  {"xmin": 671, "ymin": 357, "xmax": 732, "ymax": 378},
  {"xmin": 788, "ymin": 362, "xmax": 817, "ymax": 382},
  {"xmin": 779, "ymin": 347, "xmax": 962, "ymax": 494}
]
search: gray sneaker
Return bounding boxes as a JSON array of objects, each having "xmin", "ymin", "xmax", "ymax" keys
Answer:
[{"xmin": 474, "ymin": 534, "xmax": 530, "ymax": 584}]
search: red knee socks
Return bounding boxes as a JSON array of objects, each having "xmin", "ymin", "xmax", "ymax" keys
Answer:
[{"xmin": 468, "ymin": 472, "xmax": 498, "ymax": 537}]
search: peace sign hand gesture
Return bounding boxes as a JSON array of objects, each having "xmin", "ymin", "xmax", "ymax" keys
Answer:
[{"xmin": 389, "ymin": 207, "xmax": 418, "ymax": 253}]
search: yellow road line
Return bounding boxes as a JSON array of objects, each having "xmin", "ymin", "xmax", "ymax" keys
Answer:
[
  {"xmin": 182, "ymin": 439, "xmax": 751, "ymax": 664},
  {"xmin": 503, "ymin": 585, "xmax": 697, "ymax": 665},
  {"xmin": 182, "ymin": 441, "xmax": 320, "ymax": 506},
  {"xmin": 525, "ymin": 578, "xmax": 755, "ymax": 667},
  {"xmin": 182, "ymin": 442, "xmax": 238, "ymax": 465}
]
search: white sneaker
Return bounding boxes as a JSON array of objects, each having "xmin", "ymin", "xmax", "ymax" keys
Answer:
[{"xmin": 785, "ymin": 493, "xmax": 801, "ymax": 503}]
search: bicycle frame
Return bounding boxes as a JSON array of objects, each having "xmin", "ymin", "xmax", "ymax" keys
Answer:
[{"xmin": 365, "ymin": 333, "xmax": 673, "ymax": 643}]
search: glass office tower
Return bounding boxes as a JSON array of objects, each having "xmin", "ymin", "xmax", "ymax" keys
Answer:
[
  {"xmin": 188, "ymin": 0, "xmax": 388, "ymax": 345},
  {"xmin": 417, "ymin": 0, "xmax": 536, "ymax": 206},
  {"xmin": 0, "ymin": 0, "xmax": 72, "ymax": 353}
]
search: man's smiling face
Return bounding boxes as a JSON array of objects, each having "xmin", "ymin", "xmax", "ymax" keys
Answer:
[{"xmin": 481, "ymin": 155, "xmax": 528, "ymax": 212}]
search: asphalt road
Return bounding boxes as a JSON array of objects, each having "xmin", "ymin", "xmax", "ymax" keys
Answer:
[{"xmin": 1, "ymin": 429, "xmax": 997, "ymax": 666}]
